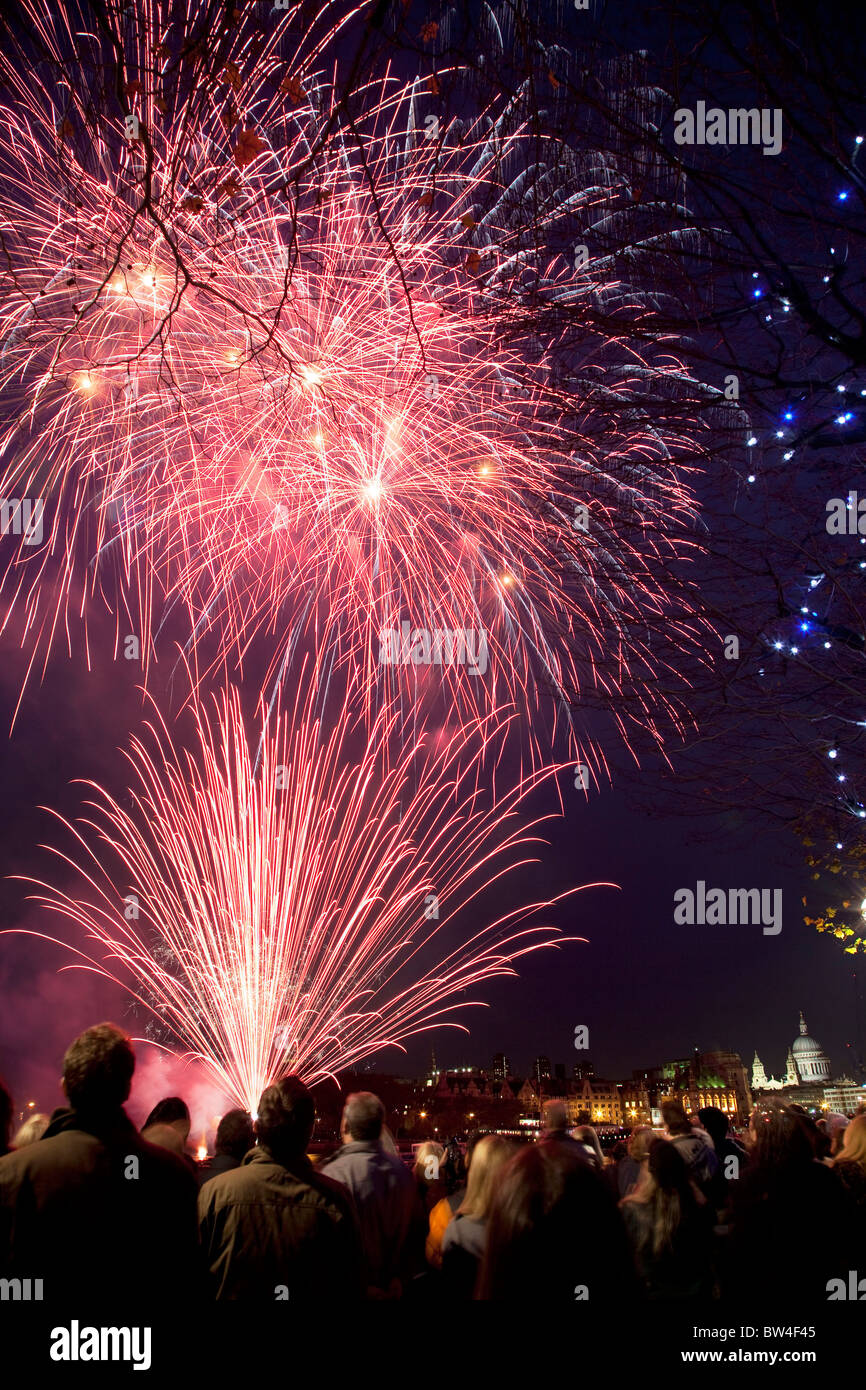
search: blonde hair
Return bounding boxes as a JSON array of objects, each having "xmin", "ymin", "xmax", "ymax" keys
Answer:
[
  {"xmin": 413, "ymin": 1140, "xmax": 445, "ymax": 1180},
  {"xmin": 628, "ymin": 1127, "xmax": 656, "ymax": 1164},
  {"xmin": 835, "ymin": 1113, "xmax": 866, "ymax": 1171},
  {"xmin": 459, "ymin": 1133, "xmax": 515, "ymax": 1221},
  {"xmin": 11, "ymin": 1113, "xmax": 49, "ymax": 1148}
]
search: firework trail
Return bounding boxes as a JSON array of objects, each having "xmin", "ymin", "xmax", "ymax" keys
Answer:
[
  {"xmin": 0, "ymin": 1, "xmax": 707, "ymax": 766},
  {"xmin": 14, "ymin": 676, "xmax": 610, "ymax": 1110},
  {"xmin": 0, "ymin": 3, "xmax": 700, "ymax": 1098}
]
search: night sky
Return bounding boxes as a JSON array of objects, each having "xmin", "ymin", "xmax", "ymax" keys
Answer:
[{"xmin": 0, "ymin": 622, "xmax": 856, "ymax": 1110}]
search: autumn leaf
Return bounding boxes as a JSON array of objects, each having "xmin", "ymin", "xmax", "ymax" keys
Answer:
[
  {"xmin": 461, "ymin": 212, "xmax": 476, "ymax": 230},
  {"xmin": 154, "ymin": 98, "xmax": 168, "ymax": 115},
  {"xmin": 125, "ymin": 80, "xmax": 142, "ymax": 100},
  {"xmin": 182, "ymin": 196, "xmax": 204, "ymax": 214},
  {"xmin": 418, "ymin": 191, "xmax": 434, "ymax": 208},
  {"xmin": 218, "ymin": 177, "xmax": 240, "ymax": 198},
  {"xmin": 280, "ymin": 74, "xmax": 305, "ymax": 104},
  {"xmin": 427, "ymin": 74, "xmax": 440, "ymax": 95},
  {"xmin": 421, "ymin": 21, "xmax": 439, "ymax": 42},
  {"xmin": 57, "ymin": 119, "xmax": 75, "ymax": 141},
  {"xmin": 221, "ymin": 105, "xmax": 237, "ymax": 133},
  {"xmin": 465, "ymin": 250, "xmax": 481, "ymax": 274},
  {"xmin": 223, "ymin": 62, "xmax": 242, "ymax": 92},
  {"xmin": 181, "ymin": 40, "xmax": 205, "ymax": 67},
  {"xmin": 234, "ymin": 127, "xmax": 265, "ymax": 170},
  {"xmin": 548, "ymin": 70, "xmax": 560, "ymax": 89}
]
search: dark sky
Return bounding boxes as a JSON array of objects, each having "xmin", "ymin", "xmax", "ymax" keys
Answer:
[{"xmin": 0, "ymin": 623, "xmax": 858, "ymax": 1109}]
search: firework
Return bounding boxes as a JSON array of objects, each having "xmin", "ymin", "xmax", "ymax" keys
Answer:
[
  {"xmin": 16, "ymin": 676, "xmax": 610, "ymax": 1110},
  {"xmin": 0, "ymin": 3, "xmax": 707, "ymax": 763}
]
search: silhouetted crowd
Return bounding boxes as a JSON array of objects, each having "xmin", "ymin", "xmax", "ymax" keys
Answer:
[{"xmin": 1, "ymin": 1023, "xmax": 864, "ymax": 1302}]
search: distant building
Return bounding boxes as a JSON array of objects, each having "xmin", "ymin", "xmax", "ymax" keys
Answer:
[
  {"xmin": 634, "ymin": 1051, "xmax": 746, "ymax": 1123},
  {"xmin": 618, "ymin": 1081, "xmax": 652, "ymax": 1126},
  {"xmin": 751, "ymin": 1052, "xmax": 769, "ymax": 1089},
  {"xmin": 533, "ymin": 1055, "xmax": 552, "ymax": 1083},
  {"xmin": 752, "ymin": 1048, "xmax": 798, "ymax": 1091},
  {"xmin": 823, "ymin": 1077, "xmax": 866, "ymax": 1114},
  {"xmin": 752, "ymin": 1011, "xmax": 834, "ymax": 1100},
  {"xmin": 492, "ymin": 1052, "xmax": 511, "ymax": 1081},
  {"xmin": 791, "ymin": 1012, "xmax": 832, "ymax": 1083},
  {"xmin": 433, "ymin": 1069, "xmax": 516, "ymax": 1103},
  {"xmin": 574, "ymin": 1078, "xmax": 623, "ymax": 1126}
]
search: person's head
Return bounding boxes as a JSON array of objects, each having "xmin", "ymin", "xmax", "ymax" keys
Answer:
[
  {"xmin": 825, "ymin": 1112, "xmax": 848, "ymax": 1156},
  {"xmin": 478, "ymin": 1141, "xmax": 628, "ymax": 1300},
  {"xmin": 459, "ymin": 1133, "xmax": 516, "ymax": 1221},
  {"xmin": 542, "ymin": 1100, "xmax": 569, "ymax": 1133},
  {"xmin": 464, "ymin": 1130, "xmax": 487, "ymax": 1167},
  {"xmin": 142, "ymin": 1096, "xmax": 191, "ymax": 1142},
  {"xmin": 633, "ymin": 1138, "xmax": 698, "ymax": 1255},
  {"xmin": 442, "ymin": 1132, "xmax": 478, "ymax": 1192},
  {"xmin": 62, "ymin": 1022, "xmax": 135, "ymax": 1114},
  {"xmin": 11, "ymin": 1113, "xmax": 49, "ymax": 1148},
  {"xmin": 573, "ymin": 1124, "xmax": 604, "ymax": 1166},
  {"xmin": 649, "ymin": 1136, "xmax": 693, "ymax": 1197},
  {"xmin": 661, "ymin": 1100, "xmax": 691, "ymax": 1136},
  {"xmin": 627, "ymin": 1125, "xmax": 654, "ymax": 1162},
  {"xmin": 698, "ymin": 1107, "xmax": 729, "ymax": 1149},
  {"xmin": 341, "ymin": 1091, "xmax": 385, "ymax": 1143},
  {"xmin": 835, "ymin": 1113, "xmax": 866, "ymax": 1171},
  {"xmin": 255, "ymin": 1076, "xmax": 315, "ymax": 1163},
  {"xmin": 413, "ymin": 1140, "xmax": 445, "ymax": 1184},
  {"xmin": 747, "ymin": 1103, "xmax": 818, "ymax": 1169},
  {"xmin": 611, "ymin": 1140, "xmax": 628, "ymax": 1163},
  {"xmin": 215, "ymin": 1109, "xmax": 255, "ymax": 1162}
]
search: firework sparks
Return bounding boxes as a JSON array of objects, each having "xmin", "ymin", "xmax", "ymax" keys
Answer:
[
  {"xmin": 15, "ymin": 676, "xmax": 609, "ymax": 1111},
  {"xmin": 0, "ymin": 4, "xmax": 706, "ymax": 763}
]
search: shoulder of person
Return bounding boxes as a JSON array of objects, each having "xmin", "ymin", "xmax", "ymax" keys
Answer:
[
  {"xmin": 305, "ymin": 1164, "xmax": 359, "ymax": 1214},
  {"xmin": 440, "ymin": 1214, "xmax": 461, "ymax": 1250},
  {"xmin": 385, "ymin": 1149, "xmax": 413, "ymax": 1179},
  {"xmin": 318, "ymin": 1144, "xmax": 350, "ymax": 1170},
  {"xmin": 138, "ymin": 1134, "xmax": 198, "ymax": 1187}
]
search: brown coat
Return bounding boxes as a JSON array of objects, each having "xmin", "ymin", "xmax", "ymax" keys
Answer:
[
  {"xmin": 0, "ymin": 1106, "xmax": 199, "ymax": 1301},
  {"xmin": 198, "ymin": 1146, "xmax": 363, "ymax": 1300}
]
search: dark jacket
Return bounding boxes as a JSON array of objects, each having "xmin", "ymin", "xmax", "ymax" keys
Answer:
[
  {"xmin": 198, "ymin": 1146, "xmax": 363, "ymax": 1300},
  {"xmin": 834, "ymin": 1159, "xmax": 866, "ymax": 1246},
  {"xmin": 0, "ymin": 1106, "xmax": 199, "ymax": 1301},
  {"xmin": 440, "ymin": 1212, "xmax": 487, "ymax": 1298},
  {"xmin": 320, "ymin": 1139, "xmax": 422, "ymax": 1293},
  {"xmin": 725, "ymin": 1158, "xmax": 854, "ymax": 1301},
  {"xmin": 197, "ymin": 1151, "xmax": 247, "ymax": 1189},
  {"xmin": 620, "ymin": 1195, "xmax": 715, "ymax": 1300},
  {"xmin": 541, "ymin": 1129, "xmax": 596, "ymax": 1165},
  {"xmin": 668, "ymin": 1131, "xmax": 718, "ymax": 1193}
]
